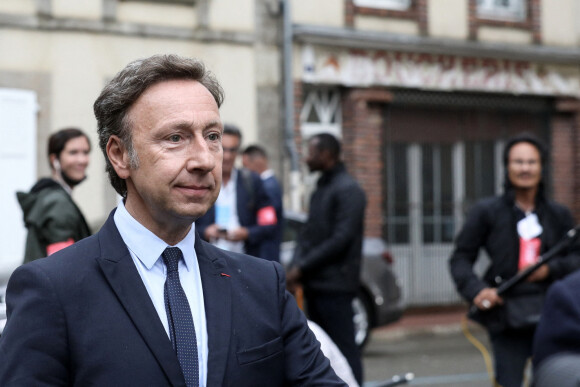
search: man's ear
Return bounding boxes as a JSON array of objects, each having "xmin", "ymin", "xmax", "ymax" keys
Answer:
[
  {"xmin": 49, "ymin": 154, "xmax": 58, "ymax": 170},
  {"xmin": 106, "ymin": 135, "xmax": 131, "ymax": 179}
]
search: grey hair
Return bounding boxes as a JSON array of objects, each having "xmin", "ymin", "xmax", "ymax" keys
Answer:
[{"xmin": 94, "ymin": 54, "xmax": 225, "ymax": 197}]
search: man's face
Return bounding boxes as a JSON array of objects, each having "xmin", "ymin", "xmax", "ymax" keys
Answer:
[
  {"xmin": 222, "ymin": 133, "xmax": 240, "ymax": 176},
  {"xmin": 57, "ymin": 136, "xmax": 90, "ymax": 182},
  {"xmin": 242, "ymin": 154, "xmax": 260, "ymax": 174},
  {"xmin": 122, "ymin": 79, "xmax": 223, "ymax": 229},
  {"xmin": 507, "ymin": 142, "xmax": 542, "ymax": 190},
  {"xmin": 305, "ymin": 138, "xmax": 325, "ymax": 172}
]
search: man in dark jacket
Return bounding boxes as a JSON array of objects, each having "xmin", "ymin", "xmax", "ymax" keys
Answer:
[
  {"xmin": 196, "ymin": 125, "xmax": 277, "ymax": 258},
  {"xmin": 17, "ymin": 127, "xmax": 91, "ymax": 263},
  {"xmin": 449, "ymin": 133, "xmax": 580, "ymax": 387},
  {"xmin": 242, "ymin": 144, "xmax": 283, "ymax": 262},
  {"xmin": 287, "ymin": 133, "xmax": 367, "ymax": 385}
]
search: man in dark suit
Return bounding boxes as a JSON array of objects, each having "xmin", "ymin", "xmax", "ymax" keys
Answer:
[
  {"xmin": 242, "ymin": 144, "xmax": 283, "ymax": 262},
  {"xmin": 0, "ymin": 54, "xmax": 345, "ymax": 386},
  {"xmin": 533, "ymin": 268, "xmax": 580, "ymax": 372},
  {"xmin": 196, "ymin": 125, "xmax": 278, "ymax": 260}
]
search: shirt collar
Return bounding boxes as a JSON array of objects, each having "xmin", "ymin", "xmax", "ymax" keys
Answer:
[
  {"xmin": 114, "ymin": 200, "xmax": 197, "ymax": 271},
  {"xmin": 224, "ymin": 168, "xmax": 238, "ymax": 189},
  {"xmin": 261, "ymin": 169, "xmax": 275, "ymax": 180}
]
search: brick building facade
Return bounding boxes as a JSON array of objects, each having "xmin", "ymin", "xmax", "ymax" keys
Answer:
[{"xmin": 291, "ymin": 0, "xmax": 580, "ymax": 306}]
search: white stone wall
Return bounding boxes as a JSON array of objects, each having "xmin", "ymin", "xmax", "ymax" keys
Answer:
[
  {"xmin": 292, "ymin": 0, "xmax": 344, "ymax": 27},
  {"xmin": 0, "ymin": 0, "xmax": 260, "ymax": 230},
  {"xmin": 428, "ymin": 0, "xmax": 468, "ymax": 39},
  {"xmin": 542, "ymin": 0, "xmax": 579, "ymax": 46},
  {"xmin": 355, "ymin": 15, "xmax": 419, "ymax": 35}
]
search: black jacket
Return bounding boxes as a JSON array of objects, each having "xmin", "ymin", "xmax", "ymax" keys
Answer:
[
  {"xmin": 449, "ymin": 192, "xmax": 580, "ymax": 304},
  {"xmin": 17, "ymin": 178, "xmax": 91, "ymax": 263},
  {"xmin": 293, "ymin": 163, "xmax": 367, "ymax": 294}
]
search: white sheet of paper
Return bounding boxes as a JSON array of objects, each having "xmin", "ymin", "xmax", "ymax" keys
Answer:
[{"xmin": 517, "ymin": 213, "xmax": 543, "ymax": 240}]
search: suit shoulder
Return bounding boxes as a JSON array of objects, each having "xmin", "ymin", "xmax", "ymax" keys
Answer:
[
  {"xmin": 332, "ymin": 171, "xmax": 364, "ymax": 193},
  {"xmin": 237, "ymin": 168, "xmax": 261, "ymax": 186},
  {"xmin": 465, "ymin": 196, "xmax": 503, "ymax": 215},
  {"xmin": 555, "ymin": 268, "xmax": 580, "ymax": 289}
]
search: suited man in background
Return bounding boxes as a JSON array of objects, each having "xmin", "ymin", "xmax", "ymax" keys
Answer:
[
  {"xmin": 242, "ymin": 144, "xmax": 283, "ymax": 262},
  {"xmin": 196, "ymin": 125, "xmax": 278, "ymax": 260},
  {"xmin": 0, "ymin": 54, "xmax": 345, "ymax": 386}
]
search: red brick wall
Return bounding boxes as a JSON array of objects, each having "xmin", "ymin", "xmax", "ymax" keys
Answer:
[
  {"xmin": 551, "ymin": 114, "xmax": 576, "ymax": 211},
  {"xmin": 342, "ymin": 88, "xmax": 393, "ymax": 238},
  {"xmin": 552, "ymin": 99, "xmax": 580, "ymax": 220},
  {"xmin": 295, "ymin": 82, "xmax": 580, "ymax": 230}
]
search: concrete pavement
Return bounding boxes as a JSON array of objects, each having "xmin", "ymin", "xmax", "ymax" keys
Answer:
[{"xmin": 371, "ymin": 305, "xmax": 485, "ymax": 341}]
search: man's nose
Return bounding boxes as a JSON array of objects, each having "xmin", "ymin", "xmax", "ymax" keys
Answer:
[
  {"xmin": 78, "ymin": 153, "xmax": 90, "ymax": 165},
  {"xmin": 186, "ymin": 140, "xmax": 217, "ymax": 172}
]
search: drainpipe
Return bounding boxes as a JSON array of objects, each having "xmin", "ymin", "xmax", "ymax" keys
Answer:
[{"xmin": 281, "ymin": 0, "xmax": 301, "ymax": 212}]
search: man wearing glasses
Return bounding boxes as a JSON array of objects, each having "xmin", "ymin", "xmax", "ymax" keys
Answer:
[
  {"xmin": 196, "ymin": 124, "xmax": 278, "ymax": 259},
  {"xmin": 449, "ymin": 132, "xmax": 580, "ymax": 387}
]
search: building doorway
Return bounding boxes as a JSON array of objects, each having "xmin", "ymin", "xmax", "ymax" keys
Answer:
[{"xmin": 382, "ymin": 91, "xmax": 551, "ymax": 306}]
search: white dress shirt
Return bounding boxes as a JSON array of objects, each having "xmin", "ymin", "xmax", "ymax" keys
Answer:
[
  {"xmin": 260, "ymin": 169, "xmax": 275, "ymax": 180},
  {"xmin": 114, "ymin": 200, "xmax": 208, "ymax": 386},
  {"xmin": 214, "ymin": 168, "xmax": 244, "ymax": 253}
]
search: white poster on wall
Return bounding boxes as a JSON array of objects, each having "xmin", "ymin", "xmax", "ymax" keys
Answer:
[{"xmin": 0, "ymin": 88, "xmax": 37, "ymax": 283}]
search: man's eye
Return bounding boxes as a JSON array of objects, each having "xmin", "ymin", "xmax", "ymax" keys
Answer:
[
  {"xmin": 170, "ymin": 135, "xmax": 181, "ymax": 142},
  {"xmin": 208, "ymin": 133, "xmax": 220, "ymax": 141}
]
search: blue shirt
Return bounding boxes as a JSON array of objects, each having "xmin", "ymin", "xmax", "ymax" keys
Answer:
[{"xmin": 114, "ymin": 201, "xmax": 208, "ymax": 386}]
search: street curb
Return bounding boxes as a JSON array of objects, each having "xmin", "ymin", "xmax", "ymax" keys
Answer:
[{"xmin": 370, "ymin": 308, "xmax": 486, "ymax": 341}]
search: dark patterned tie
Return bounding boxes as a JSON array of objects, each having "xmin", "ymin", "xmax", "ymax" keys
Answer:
[{"xmin": 162, "ymin": 247, "xmax": 199, "ymax": 387}]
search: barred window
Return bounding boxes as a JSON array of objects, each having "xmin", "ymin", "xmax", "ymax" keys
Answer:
[
  {"xmin": 477, "ymin": 0, "xmax": 526, "ymax": 22},
  {"xmin": 119, "ymin": 0, "xmax": 196, "ymax": 5},
  {"xmin": 353, "ymin": 0, "xmax": 411, "ymax": 11}
]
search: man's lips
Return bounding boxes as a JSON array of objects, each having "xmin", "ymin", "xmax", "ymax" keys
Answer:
[{"xmin": 174, "ymin": 184, "xmax": 212, "ymax": 195}]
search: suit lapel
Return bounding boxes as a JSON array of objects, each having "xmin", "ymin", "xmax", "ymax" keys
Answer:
[
  {"xmin": 195, "ymin": 234, "xmax": 233, "ymax": 387},
  {"xmin": 96, "ymin": 212, "xmax": 186, "ymax": 386}
]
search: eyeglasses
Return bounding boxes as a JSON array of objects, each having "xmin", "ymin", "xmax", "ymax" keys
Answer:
[
  {"xmin": 509, "ymin": 159, "xmax": 539, "ymax": 167},
  {"xmin": 223, "ymin": 147, "xmax": 239, "ymax": 153}
]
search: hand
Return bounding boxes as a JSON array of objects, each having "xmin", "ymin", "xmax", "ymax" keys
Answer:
[
  {"xmin": 526, "ymin": 263, "xmax": 550, "ymax": 282},
  {"xmin": 204, "ymin": 224, "xmax": 221, "ymax": 240},
  {"xmin": 225, "ymin": 227, "xmax": 249, "ymax": 242},
  {"xmin": 286, "ymin": 266, "xmax": 302, "ymax": 291},
  {"xmin": 473, "ymin": 288, "xmax": 503, "ymax": 311}
]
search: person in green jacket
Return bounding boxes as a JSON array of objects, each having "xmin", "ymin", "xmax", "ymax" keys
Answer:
[{"xmin": 17, "ymin": 127, "xmax": 92, "ymax": 263}]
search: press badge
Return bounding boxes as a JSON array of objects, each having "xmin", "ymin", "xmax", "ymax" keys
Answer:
[
  {"xmin": 517, "ymin": 213, "xmax": 543, "ymax": 270},
  {"xmin": 215, "ymin": 205, "xmax": 230, "ymax": 229}
]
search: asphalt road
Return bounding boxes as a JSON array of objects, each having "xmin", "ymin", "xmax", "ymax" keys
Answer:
[{"xmin": 361, "ymin": 325, "xmax": 525, "ymax": 387}]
